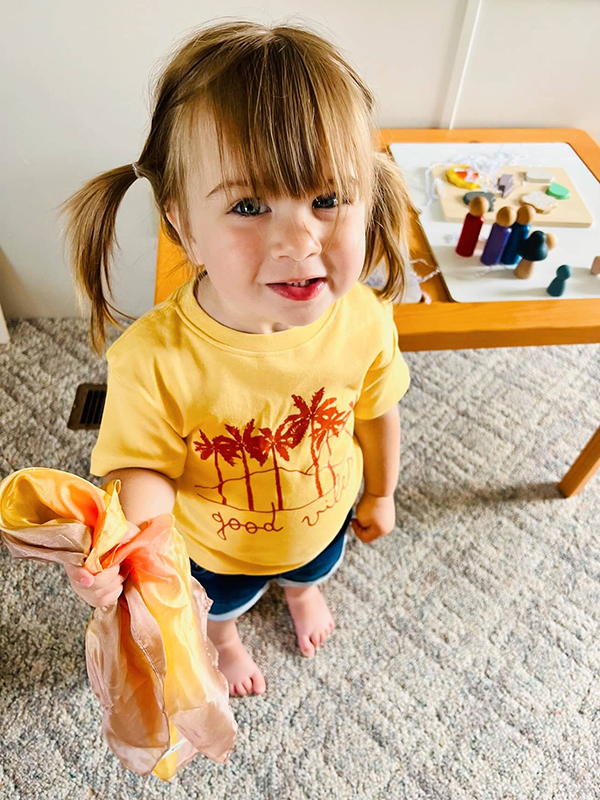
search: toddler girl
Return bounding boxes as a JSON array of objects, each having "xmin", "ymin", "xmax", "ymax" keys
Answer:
[{"xmin": 60, "ymin": 19, "xmax": 412, "ymax": 697}]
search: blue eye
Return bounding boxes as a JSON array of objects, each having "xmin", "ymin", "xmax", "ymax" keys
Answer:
[
  {"xmin": 230, "ymin": 192, "xmax": 350, "ymax": 217},
  {"xmin": 314, "ymin": 193, "xmax": 352, "ymax": 209},
  {"xmin": 314, "ymin": 193, "xmax": 338, "ymax": 209},
  {"xmin": 231, "ymin": 198, "xmax": 265, "ymax": 217}
]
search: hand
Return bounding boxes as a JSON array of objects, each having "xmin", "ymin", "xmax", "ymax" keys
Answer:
[
  {"xmin": 63, "ymin": 521, "xmax": 139, "ymax": 608},
  {"xmin": 350, "ymin": 492, "xmax": 396, "ymax": 544},
  {"xmin": 64, "ymin": 562, "xmax": 124, "ymax": 608}
]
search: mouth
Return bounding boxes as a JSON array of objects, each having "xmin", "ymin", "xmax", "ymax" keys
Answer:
[
  {"xmin": 268, "ymin": 277, "xmax": 325, "ymax": 287},
  {"xmin": 267, "ymin": 277, "xmax": 327, "ymax": 302}
]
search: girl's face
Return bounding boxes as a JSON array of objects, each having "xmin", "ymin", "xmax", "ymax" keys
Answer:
[{"xmin": 166, "ymin": 127, "xmax": 368, "ymax": 334}]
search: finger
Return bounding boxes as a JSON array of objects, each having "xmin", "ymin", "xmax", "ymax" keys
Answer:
[
  {"xmin": 65, "ymin": 564, "xmax": 95, "ymax": 588},
  {"xmin": 95, "ymin": 576, "xmax": 125, "ymax": 600},
  {"xmin": 351, "ymin": 519, "xmax": 368, "ymax": 537},
  {"xmin": 97, "ymin": 585, "xmax": 124, "ymax": 608},
  {"xmin": 88, "ymin": 563, "xmax": 122, "ymax": 590},
  {"xmin": 355, "ymin": 524, "xmax": 377, "ymax": 543}
]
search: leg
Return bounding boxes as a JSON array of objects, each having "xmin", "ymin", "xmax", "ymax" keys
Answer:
[
  {"xmin": 282, "ymin": 584, "xmax": 335, "ymax": 657},
  {"xmin": 190, "ymin": 563, "xmax": 269, "ymax": 697},
  {"xmin": 276, "ymin": 508, "xmax": 351, "ymax": 657},
  {"xmin": 559, "ymin": 424, "xmax": 600, "ymax": 497},
  {"xmin": 207, "ymin": 617, "xmax": 266, "ymax": 697}
]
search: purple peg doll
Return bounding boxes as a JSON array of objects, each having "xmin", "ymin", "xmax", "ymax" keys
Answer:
[{"xmin": 480, "ymin": 206, "xmax": 517, "ymax": 266}]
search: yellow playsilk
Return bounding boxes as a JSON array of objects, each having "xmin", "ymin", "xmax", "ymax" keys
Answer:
[{"xmin": 0, "ymin": 467, "xmax": 237, "ymax": 781}]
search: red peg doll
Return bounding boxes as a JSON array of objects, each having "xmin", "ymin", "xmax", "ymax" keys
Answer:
[{"xmin": 456, "ymin": 196, "xmax": 490, "ymax": 257}]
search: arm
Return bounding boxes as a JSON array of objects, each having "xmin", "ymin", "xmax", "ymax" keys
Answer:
[
  {"xmin": 101, "ymin": 467, "xmax": 177, "ymax": 526},
  {"xmin": 351, "ymin": 405, "xmax": 401, "ymax": 543},
  {"xmin": 354, "ymin": 404, "xmax": 401, "ymax": 498}
]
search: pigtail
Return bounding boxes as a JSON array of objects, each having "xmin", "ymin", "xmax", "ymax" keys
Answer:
[
  {"xmin": 363, "ymin": 151, "xmax": 419, "ymax": 304},
  {"xmin": 57, "ymin": 164, "xmax": 140, "ymax": 355}
]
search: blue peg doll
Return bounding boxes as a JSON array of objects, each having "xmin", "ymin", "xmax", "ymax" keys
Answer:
[
  {"xmin": 500, "ymin": 204, "xmax": 535, "ymax": 265},
  {"xmin": 547, "ymin": 265, "xmax": 572, "ymax": 297}
]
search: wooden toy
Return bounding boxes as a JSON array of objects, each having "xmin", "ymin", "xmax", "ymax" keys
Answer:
[
  {"xmin": 432, "ymin": 164, "xmax": 593, "ymax": 227},
  {"xmin": 526, "ymin": 168, "xmax": 553, "ymax": 183},
  {"xmin": 500, "ymin": 204, "xmax": 535, "ymax": 265},
  {"xmin": 498, "ymin": 173, "xmax": 515, "ymax": 197},
  {"xmin": 514, "ymin": 231, "xmax": 557, "ymax": 279},
  {"xmin": 456, "ymin": 196, "xmax": 489, "ymax": 257},
  {"xmin": 591, "ymin": 256, "xmax": 600, "ymax": 276},
  {"xmin": 463, "ymin": 191, "xmax": 495, "ymax": 210},
  {"xmin": 446, "ymin": 165, "xmax": 481, "ymax": 189},
  {"xmin": 390, "ymin": 141, "xmax": 599, "ymax": 302},
  {"xmin": 521, "ymin": 191, "xmax": 557, "ymax": 213},
  {"xmin": 547, "ymin": 265, "xmax": 572, "ymax": 297},
  {"xmin": 480, "ymin": 207, "xmax": 517, "ymax": 266},
  {"xmin": 547, "ymin": 182, "xmax": 570, "ymax": 200}
]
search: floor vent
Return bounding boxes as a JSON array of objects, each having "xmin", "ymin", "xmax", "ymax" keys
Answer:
[{"xmin": 67, "ymin": 384, "xmax": 107, "ymax": 430}]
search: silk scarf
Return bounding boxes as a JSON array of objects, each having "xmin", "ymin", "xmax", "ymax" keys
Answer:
[{"xmin": 0, "ymin": 467, "xmax": 237, "ymax": 781}]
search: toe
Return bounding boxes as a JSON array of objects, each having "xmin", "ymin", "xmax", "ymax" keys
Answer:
[
  {"xmin": 235, "ymin": 683, "xmax": 248, "ymax": 697},
  {"xmin": 242, "ymin": 677, "xmax": 253, "ymax": 694},
  {"xmin": 299, "ymin": 634, "xmax": 316, "ymax": 657},
  {"xmin": 252, "ymin": 672, "xmax": 267, "ymax": 694}
]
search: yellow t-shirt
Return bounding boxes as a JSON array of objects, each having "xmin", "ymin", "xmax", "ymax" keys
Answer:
[{"xmin": 90, "ymin": 277, "xmax": 410, "ymax": 575}]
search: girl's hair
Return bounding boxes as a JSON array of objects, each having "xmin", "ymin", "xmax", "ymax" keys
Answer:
[{"xmin": 58, "ymin": 18, "xmax": 416, "ymax": 354}]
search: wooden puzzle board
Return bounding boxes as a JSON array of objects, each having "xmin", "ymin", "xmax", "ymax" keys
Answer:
[
  {"xmin": 432, "ymin": 164, "xmax": 593, "ymax": 227},
  {"xmin": 388, "ymin": 142, "xmax": 600, "ymax": 303}
]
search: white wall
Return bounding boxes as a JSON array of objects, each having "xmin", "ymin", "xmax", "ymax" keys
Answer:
[
  {"xmin": 1, "ymin": 0, "xmax": 598, "ymax": 319},
  {"xmin": 456, "ymin": 0, "xmax": 600, "ymax": 134}
]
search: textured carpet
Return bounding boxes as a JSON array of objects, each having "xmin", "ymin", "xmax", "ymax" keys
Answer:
[{"xmin": 1, "ymin": 318, "xmax": 600, "ymax": 800}]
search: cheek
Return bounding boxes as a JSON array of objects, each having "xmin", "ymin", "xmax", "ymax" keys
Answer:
[
  {"xmin": 206, "ymin": 225, "xmax": 264, "ymax": 273},
  {"xmin": 332, "ymin": 212, "xmax": 367, "ymax": 265}
]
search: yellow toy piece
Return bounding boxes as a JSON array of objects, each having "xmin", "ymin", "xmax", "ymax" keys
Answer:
[{"xmin": 446, "ymin": 165, "xmax": 481, "ymax": 190}]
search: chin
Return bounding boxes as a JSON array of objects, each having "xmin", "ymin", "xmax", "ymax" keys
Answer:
[{"xmin": 293, "ymin": 309, "xmax": 328, "ymax": 329}]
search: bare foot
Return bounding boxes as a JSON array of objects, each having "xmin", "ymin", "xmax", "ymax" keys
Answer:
[
  {"xmin": 207, "ymin": 618, "xmax": 266, "ymax": 697},
  {"xmin": 283, "ymin": 584, "xmax": 335, "ymax": 657}
]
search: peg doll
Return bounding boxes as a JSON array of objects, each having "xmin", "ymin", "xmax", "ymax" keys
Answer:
[
  {"xmin": 514, "ymin": 231, "xmax": 557, "ymax": 280},
  {"xmin": 456, "ymin": 196, "xmax": 489, "ymax": 257}
]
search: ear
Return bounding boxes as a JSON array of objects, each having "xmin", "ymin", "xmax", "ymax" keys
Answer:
[
  {"xmin": 165, "ymin": 202, "xmax": 181, "ymax": 235},
  {"xmin": 165, "ymin": 203, "xmax": 204, "ymax": 266}
]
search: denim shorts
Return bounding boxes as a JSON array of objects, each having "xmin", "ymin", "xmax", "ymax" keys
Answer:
[{"xmin": 189, "ymin": 506, "xmax": 354, "ymax": 620}]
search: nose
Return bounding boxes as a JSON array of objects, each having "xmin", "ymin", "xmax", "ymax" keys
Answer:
[{"xmin": 270, "ymin": 208, "xmax": 322, "ymax": 262}]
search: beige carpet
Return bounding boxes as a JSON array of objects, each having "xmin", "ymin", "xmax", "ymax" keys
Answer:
[{"xmin": 1, "ymin": 318, "xmax": 599, "ymax": 800}]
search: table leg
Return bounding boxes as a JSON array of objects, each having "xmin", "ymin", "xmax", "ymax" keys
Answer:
[{"xmin": 558, "ymin": 425, "xmax": 600, "ymax": 497}]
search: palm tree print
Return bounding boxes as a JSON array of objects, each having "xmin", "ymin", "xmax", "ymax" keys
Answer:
[
  {"xmin": 193, "ymin": 429, "xmax": 238, "ymax": 504},
  {"xmin": 193, "ymin": 388, "xmax": 356, "ymax": 513},
  {"xmin": 287, "ymin": 388, "xmax": 348, "ymax": 496},
  {"xmin": 221, "ymin": 421, "xmax": 270, "ymax": 511},
  {"xmin": 257, "ymin": 416, "xmax": 307, "ymax": 511}
]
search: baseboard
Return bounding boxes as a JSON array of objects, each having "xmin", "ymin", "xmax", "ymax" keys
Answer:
[{"xmin": 0, "ymin": 302, "xmax": 9, "ymax": 344}]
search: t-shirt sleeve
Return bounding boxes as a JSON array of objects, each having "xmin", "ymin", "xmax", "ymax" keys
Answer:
[
  {"xmin": 90, "ymin": 350, "xmax": 188, "ymax": 481},
  {"xmin": 353, "ymin": 298, "xmax": 411, "ymax": 421}
]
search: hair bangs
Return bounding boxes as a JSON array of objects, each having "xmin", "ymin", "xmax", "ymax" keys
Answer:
[{"xmin": 182, "ymin": 31, "xmax": 374, "ymax": 218}]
